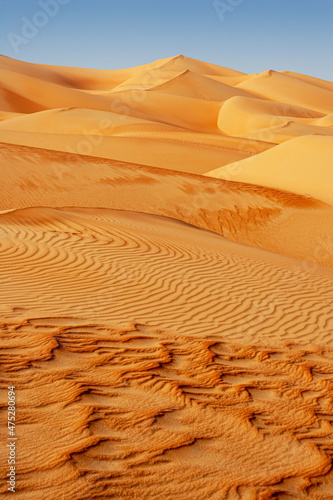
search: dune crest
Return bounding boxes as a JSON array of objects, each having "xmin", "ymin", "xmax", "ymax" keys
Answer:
[{"xmin": 0, "ymin": 55, "xmax": 333, "ymax": 498}]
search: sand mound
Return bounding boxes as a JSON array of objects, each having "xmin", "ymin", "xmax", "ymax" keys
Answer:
[
  {"xmin": 1, "ymin": 55, "xmax": 333, "ymax": 499},
  {"xmin": 316, "ymin": 113, "xmax": 333, "ymax": 127},
  {"xmin": 1, "ymin": 55, "xmax": 332, "ymax": 175},
  {"xmin": 115, "ymin": 69, "xmax": 253, "ymax": 102},
  {"xmin": 0, "ymin": 108, "xmax": 180, "ymax": 135},
  {"xmin": 147, "ymin": 54, "xmax": 246, "ymax": 77},
  {"xmin": 281, "ymin": 70, "xmax": 333, "ymax": 92},
  {"xmin": 237, "ymin": 70, "xmax": 333, "ymax": 114},
  {"xmin": 242, "ymin": 121, "xmax": 333, "ymax": 145},
  {"xmin": 1, "ymin": 141, "xmax": 333, "ymax": 268},
  {"xmin": 0, "ymin": 54, "xmax": 137, "ymax": 90},
  {"xmin": 207, "ymin": 135, "xmax": 333, "ymax": 205},
  {"xmin": 217, "ymin": 96, "xmax": 324, "ymax": 136}
]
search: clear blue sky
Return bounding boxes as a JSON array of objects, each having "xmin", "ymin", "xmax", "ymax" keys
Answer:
[{"xmin": 0, "ymin": 0, "xmax": 332, "ymax": 80}]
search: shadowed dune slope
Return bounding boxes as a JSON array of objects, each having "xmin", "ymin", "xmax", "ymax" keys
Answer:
[
  {"xmin": 1, "ymin": 55, "xmax": 332, "ymax": 174},
  {"xmin": 0, "ymin": 130, "xmax": 272, "ymax": 174},
  {"xmin": 236, "ymin": 70, "xmax": 333, "ymax": 114},
  {"xmin": 1, "ymin": 55, "xmax": 333, "ymax": 499},
  {"xmin": 1, "ymin": 141, "xmax": 333, "ymax": 268}
]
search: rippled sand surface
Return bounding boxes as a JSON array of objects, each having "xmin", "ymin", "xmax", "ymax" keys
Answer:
[{"xmin": 0, "ymin": 55, "xmax": 333, "ymax": 498}]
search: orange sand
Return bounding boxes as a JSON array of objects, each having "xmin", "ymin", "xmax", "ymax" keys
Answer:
[{"xmin": 0, "ymin": 55, "xmax": 333, "ymax": 499}]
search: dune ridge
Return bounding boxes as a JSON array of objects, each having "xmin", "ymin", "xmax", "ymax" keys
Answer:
[
  {"xmin": 0, "ymin": 55, "xmax": 333, "ymax": 498},
  {"xmin": 1, "ymin": 53, "xmax": 332, "ymax": 179},
  {"xmin": 1, "ymin": 141, "xmax": 333, "ymax": 269}
]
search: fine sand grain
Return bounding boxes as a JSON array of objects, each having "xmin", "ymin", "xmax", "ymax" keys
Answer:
[{"xmin": 1, "ymin": 55, "xmax": 333, "ymax": 499}]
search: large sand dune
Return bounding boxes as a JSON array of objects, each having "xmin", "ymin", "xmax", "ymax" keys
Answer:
[
  {"xmin": 1, "ymin": 55, "xmax": 333, "ymax": 499},
  {"xmin": 1, "ymin": 141, "xmax": 333, "ymax": 268},
  {"xmin": 207, "ymin": 135, "xmax": 333, "ymax": 206}
]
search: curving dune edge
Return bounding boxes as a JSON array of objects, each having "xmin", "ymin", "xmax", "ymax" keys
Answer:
[{"xmin": 0, "ymin": 55, "xmax": 333, "ymax": 499}]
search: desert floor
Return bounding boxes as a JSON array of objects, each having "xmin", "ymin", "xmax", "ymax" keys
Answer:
[{"xmin": 1, "ymin": 55, "xmax": 333, "ymax": 499}]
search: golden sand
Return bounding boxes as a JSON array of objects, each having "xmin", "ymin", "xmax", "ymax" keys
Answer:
[{"xmin": 0, "ymin": 55, "xmax": 333, "ymax": 499}]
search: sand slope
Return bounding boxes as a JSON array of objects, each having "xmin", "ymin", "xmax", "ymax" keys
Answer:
[
  {"xmin": 207, "ymin": 135, "xmax": 333, "ymax": 206},
  {"xmin": 1, "ymin": 141, "xmax": 333, "ymax": 268},
  {"xmin": 217, "ymin": 96, "xmax": 325, "ymax": 137},
  {"xmin": 0, "ymin": 55, "xmax": 333, "ymax": 499},
  {"xmin": 0, "ymin": 128, "xmax": 272, "ymax": 174},
  {"xmin": 1, "ymin": 54, "xmax": 332, "ymax": 177},
  {"xmin": 236, "ymin": 70, "xmax": 333, "ymax": 114},
  {"xmin": 1, "ymin": 208, "xmax": 333, "ymax": 499}
]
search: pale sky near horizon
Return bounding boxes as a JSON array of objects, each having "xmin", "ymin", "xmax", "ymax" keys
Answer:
[{"xmin": 0, "ymin": 0, "xmax": 332, "ymax": 81}]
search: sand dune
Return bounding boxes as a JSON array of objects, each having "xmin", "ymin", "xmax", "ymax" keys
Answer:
[
  {"xmin": 0, "ymin": 55, "xmax": 333, "ymax": 498},
  {"xmin": 1, "ymin": 54, "xmax": 332, "ymax": 175},
  {"xmin": 281, "ymin": 70, "xmax": 333, "ymax": 92},
  {"xmin": 0, "ymin": 108, "xmax": 181, "ymax": 135},
  {"xmin": 241, "ymin": 121, "xmax": 333, "ymax": 145},
  {"xmin": 316, "ymin": 113, "xmax": 333, "ymax": 127},
  {"xmin": 113, "ymin": 68, "xmax": 253, "ymax": 101},
  {"xmin": 0, "ymin": 131, "xmax": 272, "ymax": 174},
  {"xmin": 237, "ymin": 70, "xmax": 333, "ymax": 114},
  {"xmin": 1, "ymin": 208, "xmax": 333, "ymax": 498},
  {"xmin": 207, "ymin": 135, "xmax": 333, "ymax": 205},
  {"xmin": 1, "ymin": 141, "xmax": 333, "ymax": 268},
  {"xmin": 144, "ymin": 54, "xmax": 246, "ymax": 78},
  {"xmin": 217, "ymin": 96, "xmax": 325, "ymax": 137}
]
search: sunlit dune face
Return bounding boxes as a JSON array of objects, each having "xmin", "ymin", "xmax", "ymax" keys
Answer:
[{"xmin": 0, "ymin": 55, "xmax": 333, "ymax": 499}]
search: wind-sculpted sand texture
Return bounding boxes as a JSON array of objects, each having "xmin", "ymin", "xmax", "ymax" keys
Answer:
[
  {"xmin": 1, "ymin": 55, "xmax": 333, "ymax": 498},
  {"xmin": 1, "ymin": 319, "xmax": 333, "ymax": 499},
  {"xmin": 1, "ymin": 143, "xmax": 333, "ymax": 268},
  {"xmin": 1, "ymin": 208, "xmax": 333, "ymax": 339},
  {"xmin": 1, "ymin": 209, "xmax": 333, "ymax": 499}
]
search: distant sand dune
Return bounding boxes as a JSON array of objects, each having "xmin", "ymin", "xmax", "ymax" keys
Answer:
[
  {"xmin": 1, "ymin": 54, "xmax": 332, "ymax": 179},
  {"xmin": 0, "ymin": 55, "xmax": 333, "ymax": 499},
  {"xmin": 236, "ymin": 70, "xmax": 333, "ymax": 114},
  {"xmin": 217, "ymin": 96, "xmax": 325, "ymax": 137},
  {"xmin": 114, "ymin": 69, "xmax": 254, "ymax": 101}
]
